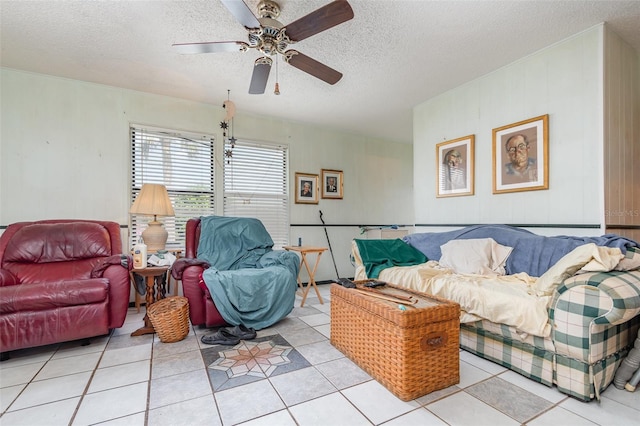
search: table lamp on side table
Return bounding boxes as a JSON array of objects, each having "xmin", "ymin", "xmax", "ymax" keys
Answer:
[{"xmin": 129, "ymin": 183, "xmax": 175, "ymax": 252}]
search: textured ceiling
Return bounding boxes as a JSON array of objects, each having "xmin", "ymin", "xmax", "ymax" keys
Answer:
[{"xmin": 2, "ymin": 0, "xmax": 640, "ymax": 144}]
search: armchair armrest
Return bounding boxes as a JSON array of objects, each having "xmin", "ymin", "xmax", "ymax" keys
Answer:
[
  {"xmin": 180, "ymin": 263, "xmax": 211, "ymax": 326},
  {"xmin": 258, "ymin": 250, "xmax": 300, "ymax": 274},
  {"xmin": 91, "ymin": 255, "xmax": 132, "ymax": 278},
  {"xmin": 0, "ymin": 269, "xmax": 19, "ymax": 287},
  {"xmin": 171, "ymin": 258, "xmax": 210, "ymax": 280},
  {"xmin": 90, "ymin": 254, "xmax": 133, "ymax": 329}
]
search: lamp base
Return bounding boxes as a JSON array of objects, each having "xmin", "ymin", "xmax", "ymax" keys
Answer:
[{"xmin": 141, "ymin": 220, "xmax": 168, "ymax": 252}]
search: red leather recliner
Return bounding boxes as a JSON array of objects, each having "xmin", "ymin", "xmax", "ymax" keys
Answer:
[
  {"xmin": 173, "ymin": 218, "xmax": 227, "ymax": 327},
  {"xmin": 0, "ymin": 220, "xmax": 132, "ymax": 356}
]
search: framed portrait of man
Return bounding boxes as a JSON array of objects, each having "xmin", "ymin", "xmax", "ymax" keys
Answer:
[
  {"xmin": 436, "ymin": 135, "xmax": 474, "ymax": 198},
  {"xmin": 492, "ymin": 114, "xmax": 549, "ymax": 194},
  {"xmin": 295, "ymin": 172, "xmax": 319, "ymax": 204},
  {"xmin": 321, "ymin": 169, "xmax": 343, "ymax": 199}
]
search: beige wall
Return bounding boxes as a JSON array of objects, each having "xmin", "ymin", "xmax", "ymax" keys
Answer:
[
  {"xmin": 0, "ymin": 69, "xmax": 413, "ymax": 281},
  {"xmin": 412, "ymin": 24, "xmax": 638, "ymax": 237}
]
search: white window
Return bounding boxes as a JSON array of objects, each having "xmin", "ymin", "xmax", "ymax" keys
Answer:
[
  {"xmin": 223, "ymin": 139, "xmax": 290, "ymax": 248},
  {"xmin": 130, "ymin": 125, "xmax": 215, "ymax": 249}
]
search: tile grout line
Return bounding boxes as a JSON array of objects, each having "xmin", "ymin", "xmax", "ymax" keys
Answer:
[
  {"xmin": 68, "ymin": 334, "xmax": 117, "ymax": 425},
  {"xmin": 144, "ymin": 333, "xmax": 156, "ymax": 426},
  {"xmin": 0, "ymin": 349, "xmax": 55, "ymax": 417}
]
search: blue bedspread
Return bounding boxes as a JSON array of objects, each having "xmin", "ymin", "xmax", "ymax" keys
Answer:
[
  {"xmin": 403, "ymin": 225, "xmax": 638, "ymax": 277},
  {"xmin": 198, "ymin": 216, "xmax": 299, "ymax": 330}
]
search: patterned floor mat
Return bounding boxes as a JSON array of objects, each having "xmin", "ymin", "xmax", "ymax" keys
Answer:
[{"xmin": 201, "ymin": 333, "xmax": 311, "ymax": 392}]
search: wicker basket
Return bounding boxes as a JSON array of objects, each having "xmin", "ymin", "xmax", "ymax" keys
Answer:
[
  {"xmin": 330, "ymin": 283, "xmax": 460, "ymax": 401},
  {"xmin": 147, "ymin": 296, "xmax": 190, "ymax": 343}
]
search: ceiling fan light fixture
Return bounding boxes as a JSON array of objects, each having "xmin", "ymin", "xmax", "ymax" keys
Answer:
[{"xmin": 257, "ymin": 0, "xmax": 280, "ymax": 19}]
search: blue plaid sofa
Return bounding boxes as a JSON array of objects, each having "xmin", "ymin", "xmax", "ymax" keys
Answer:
[{"xmin": 351, "ymin": 226, "xmax": 640, "ymax": 401}]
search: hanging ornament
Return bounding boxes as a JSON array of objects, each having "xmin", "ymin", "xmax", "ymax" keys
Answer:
[
  {"xmin": 223, "ymin": 98, "xmax": 236, "ymax": 122},
  {"xmin": 222, "ymin": 89, "xmax": 237, "ymax": 162}
]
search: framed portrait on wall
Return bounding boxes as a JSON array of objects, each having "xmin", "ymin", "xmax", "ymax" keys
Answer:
[
  {"xmin": 295, "ymin": 172, "xmax": 319, "ymax": 204},
  {"xmin": 321, "ymin": 169, "xmax": 343, "ymax": 199},
  {"xmin": 492, "ymin": 114, "xmax": 549, "ymax": 194},
  {"xmin": 436, "ymin": 135, "xmax": 475, "ymax": 198}
]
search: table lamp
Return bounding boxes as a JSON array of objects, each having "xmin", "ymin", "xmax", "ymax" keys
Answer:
[{"xmin": 129, "ymin": 183, "xmax": 175, "ymax": 252}]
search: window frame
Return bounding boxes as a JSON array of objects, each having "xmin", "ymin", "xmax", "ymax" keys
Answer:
[{"xmin": 129, "ymin": 124, "xmax": 215, "ymax": 250}]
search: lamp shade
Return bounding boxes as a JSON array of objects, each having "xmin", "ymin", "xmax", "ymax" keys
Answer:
[
  {"xmin": 130, "ymin": 183, "xmax": 174, "ymax": 252},
  {"xmin": 129, "ymin": 184, "xmax": 175, "ymax": 217}
]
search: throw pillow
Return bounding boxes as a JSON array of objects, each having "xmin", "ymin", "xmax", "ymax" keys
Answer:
[{"xmin": 438, "ymin": 238, "xmax": 513, "ymax": 275}]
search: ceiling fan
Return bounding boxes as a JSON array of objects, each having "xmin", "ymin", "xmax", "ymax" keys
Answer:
[{"xmin": 172, "ymin": 0, "xmax": 354, "ymax": 94}]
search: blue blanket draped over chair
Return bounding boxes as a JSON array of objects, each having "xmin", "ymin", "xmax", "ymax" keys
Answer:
[
  {"xmin": 197, "ymin": 216, "xmax": 299, "ymax": 330},
  {"xmin": 404, "ymin": 224, "xmax": 639, "ymax": 278}
]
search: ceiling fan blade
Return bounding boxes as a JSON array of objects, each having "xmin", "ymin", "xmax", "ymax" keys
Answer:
[
  {"xmin": 284, "ymin": 50, "xmax": 342, "ymax": 85},
  {"xmin": 283, "ymin": 0, "xmax": 354, "ymax": 42},
  {"xmin": 220, "ymin": 0, "xmax": 260, "ymax": 29},
  {"xmin": 249, "ymin": 57, "xmax": 272, "ymax": 94},
  {"xmin": 172, "ymin": 41, "xmax": 248, "ymax": 54}
]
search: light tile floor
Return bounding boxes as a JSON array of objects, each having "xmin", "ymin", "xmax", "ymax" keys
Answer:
[{"xmin": 1, "ymin": 284, "xmax": 638, "ymax": 425}]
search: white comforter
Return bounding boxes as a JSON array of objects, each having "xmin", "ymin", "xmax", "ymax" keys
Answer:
[{"xmin": 354, "ymin": 243, "xmax": 627, "ymax": 338}]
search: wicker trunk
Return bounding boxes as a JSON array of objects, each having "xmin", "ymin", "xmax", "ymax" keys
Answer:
[{"xmin": 330, "ymin": 283, "xmax": 460, "ymax": 401}]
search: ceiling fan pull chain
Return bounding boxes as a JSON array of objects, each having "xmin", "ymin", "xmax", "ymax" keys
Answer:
[{"xmin": 274, "ymin": 55, "xmax": 281, "ymax": 95}]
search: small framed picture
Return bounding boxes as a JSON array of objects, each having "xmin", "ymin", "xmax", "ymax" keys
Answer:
[
  {"xmin": 295, "ymin": 172, "xmax": 319, "ymax": 204},
  {"xmin": 436, "ymin": 135, "xmax": 475, "ymax": 197},
  {"xmin": 321, "ymin": 169, "xmax": 343, "ymax": 199},
  {"xmin": 493, "ymin": 114, "xmax": 549, "ymax": 194}
]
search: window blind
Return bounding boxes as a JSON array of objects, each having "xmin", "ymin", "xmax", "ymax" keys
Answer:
[
  {"xmin": 130, "ymin": 125, "xmax": 215, "ymax": 249},
  {"xmin": 223, "ymin": 139, "xmax": 290, "ymax": 248}
]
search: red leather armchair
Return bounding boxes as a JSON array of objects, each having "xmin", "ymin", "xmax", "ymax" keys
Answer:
[
  {"xmin": 0, "ymin": 220, "xmax": 132, "ymax": 357},
  {"xmin": 173, "ymin": 218, "xmax": 226, "ymax": 327}
]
